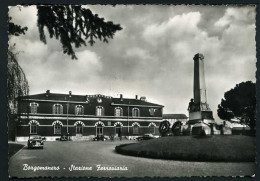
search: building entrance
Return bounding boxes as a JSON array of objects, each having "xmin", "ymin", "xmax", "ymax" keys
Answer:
[
  {"xmin": 96, "ymin": 125, "xmax": 103, "ymax": 136},
  {"xmin": 115, "ymin": 125, "xmax": 122, "ymax": 137},
  {"xmin": 76, "ymin": 124, "xmax": 83, "ymax": 136}
]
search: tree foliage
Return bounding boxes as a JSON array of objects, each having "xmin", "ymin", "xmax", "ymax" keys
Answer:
[
  {"xmin": 7, "ymin": 47, "xmax": 30, "ymax": 140},
  {"xmin": 7, "ymin": 6, "xmax": 122, "ymax": 140},
  {"xmin": 8, "ymin": 17, "xmax": 28, "ymax": 36},
  {"xmin": 37, "ymin": 6, "xmax": 122, "ymax": 59},
  {"xmin": 217, "ymin": 81, "xmax": 256, "ymax": 131}
]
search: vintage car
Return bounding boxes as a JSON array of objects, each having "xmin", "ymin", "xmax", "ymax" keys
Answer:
[
  {"xmin": 136, "ymin": 133, "xmax": 156, "ymax": 141},
  {"xmin": 59, "ymin": 135, "xmax": 70, "ymax": 141},
  {"xmin": 93, "ymin": 135, "xmax": 108, "ymax": 141},
  {"xmin": 27, "ymin": 135, "xmax": 45, "ymax": 149}
]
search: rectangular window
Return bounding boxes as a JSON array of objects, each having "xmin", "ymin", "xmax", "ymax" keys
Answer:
[
  {"xmin": 115, "ymin": 109, "xmax": 121, "ymax": 117},
  {"xmin": 53, "ymin": 104, "xmax": 63, "ymax": 114},
  {"xmin": 30, "ymin": 103, "xmax": 38, "ymax": 114},
  {"xmin": 96, "ymin": 107, "xmax": 104, "ymax": 116}
]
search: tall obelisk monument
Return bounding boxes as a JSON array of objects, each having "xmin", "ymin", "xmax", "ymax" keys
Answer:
[
  {"xmin": 193, "ymin": 53, "xmax": 207, "ymax": 105},
  {"xmin": 188, "ymin": 53, "xmax": 214, "ymax": 125}
]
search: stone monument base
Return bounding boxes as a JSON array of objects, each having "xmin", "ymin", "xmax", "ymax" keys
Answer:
[{"xmin": 188, "ymin": 110, "xmax": 215, "ymax": 135}]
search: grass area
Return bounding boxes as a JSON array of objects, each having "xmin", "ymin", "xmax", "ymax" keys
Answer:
[
  {"xmin": 8, "ymin": 143, "xmax": 25, "ymax": 159},
  {"xmin": 115, "ymin": 135, "xmax": 255, "ymax": 162}
]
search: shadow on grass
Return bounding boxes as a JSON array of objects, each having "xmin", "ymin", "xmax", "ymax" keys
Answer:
[
  {"xmin": 8, "ymin": 143, "xmax": 25, "ymax": 159},
  {"xmin": 192, "ymin": 135, "xmax": 213, "ymax": 139}
]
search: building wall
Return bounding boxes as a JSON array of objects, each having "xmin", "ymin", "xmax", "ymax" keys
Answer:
[{"xmin": 17, "ymin": 94, "xmax": 163, "ymax": 140}]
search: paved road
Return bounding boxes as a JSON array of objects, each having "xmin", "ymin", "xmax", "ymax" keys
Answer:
[{"xmin": 9, "ymin": 141, "xmax": 255, "ymax": 178}]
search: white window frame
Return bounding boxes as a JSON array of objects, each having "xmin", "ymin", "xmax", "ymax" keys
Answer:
[
  {"xmin": 54, "ymin": 123, "xmax": 62, "ymax": 134},
  {"xmin": 30, "ymin": 124, "xmax": 37, "ymax": 134},
  {"xmin": 114, "ymin": 107, "xmax": 123, "ymax": 117},
  {"xmin": 96, "ymin": 124, "xmax": 103, "ymax": 136},
  {"xmin": 132, "ymin": 108, "xmax": 140, "ymax": 117},
  {"xmin": 76, "ymin": 124, "xmax": 84, "ymax": 134},
  {"xmin": 53, "ymin": 104, "xmax": 63, "ymax": 114},
  {"xmin": 75, "ymin": 105, "xmax": 84, "ymax": 115},
  {"xmin": 96, "ymin": 106, "xmax": 104, "ymax": 116},
  {"xmin": 30, "ymin": 102, "xmax": 39, "ymax": 114}
]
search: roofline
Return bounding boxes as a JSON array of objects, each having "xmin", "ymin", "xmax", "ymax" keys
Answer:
[
  {"xmin": 111, "ymin": 103, "xmax": 164, "ymax": 108},
  {"xmin": 18, "ymin": 98, "xmax": 164, "ymax": 107}
]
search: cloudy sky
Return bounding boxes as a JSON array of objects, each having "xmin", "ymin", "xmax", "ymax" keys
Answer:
[{"xmin": 9, "ymin": 5, "xmax": 256, "ymax": 122}]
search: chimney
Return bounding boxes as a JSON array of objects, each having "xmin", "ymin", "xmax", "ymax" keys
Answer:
[
  {"xmin": 135, "ymin": 95, "xmax": 138, "ymax": 100},
  {"xmin": 46, "ymin": 90, "xmax": 50, "ymax": 97},
  {"xmin": 69, "ymin": 91, "xmax": 72, "ymax": 97},
  {"xmin": 120, "ymin": 94, "xmax": 123, "ymax": 101}
]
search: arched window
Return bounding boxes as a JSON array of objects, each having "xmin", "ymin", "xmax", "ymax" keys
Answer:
[
  {"xmin": 74, "ymin": 121, "xmax": 85, "ymax": 135},
  {"xmin": 133, "ymin": 125, "xmax": 139, "ymax": 134},
  {"xmin": 96, "ymin": 123, "xmax": 104, "ymax": 136},
  {"xmin": 54, "ymin": 123, "xmax": 62, "ymax": 134},
  {"xmin": 75, "ymin": 105, "xmax": 84, "ymax": 115},
  {"xmin": 114, "ymin": 107, "xmax": 123, "ymax": 117},
  {"xmin": 96, "ymin": 106, "xmax": 104, "ymax": 116},
  {"xmin": 148, "ymin": 123, "xmax": 156, "ymax": 134},
  {"xmin": 28, "ymin": 120, "xmax": 40, "ymax": 134},
  {"xmin": 53, "ymin": 104, "xmax": 63, "ymax": 114},
  {"xmin": 76, "ymin": 124, "xmax": 83, "ymax": 134},
  {"xmin": 30, "ymin": 123, "xmax": 37, "ymax": 134},
  {"xmin": 132, "ymin": 108, "xmax": 140, "ymax": 117},
  {"xmin": 30, "ymin": 102, "xmax": 39, "ymax": 114},
  {"xmin": 114, "ymin": 122, "xmax": 123, "ymax": 136},
  {"xmin": 132, "ymin": 122, "xmax": 140, "ymax": 134}
]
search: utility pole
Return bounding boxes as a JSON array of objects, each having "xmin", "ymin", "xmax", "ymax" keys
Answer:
[
  {"xmin": 127, "ymin": 104, "xmax": 129, "ymax": 135},
  {"xmin": 65, "ymin": 96, "xmax": 69, "ymax": 134}
]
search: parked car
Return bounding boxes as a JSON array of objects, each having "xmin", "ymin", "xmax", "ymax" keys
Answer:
[
  {"xmin": 27, "ymin": 135, "xmax": 45, "ymax": 149},
  {"xmin": 93, "ymin": 135, "xmax": 108, "ymax": 141},
  {"xmin": 136, "ymin": 133, "xmax": 156, "ymax": 141},
  {"xmin": 59, "ymin": 135, "xmax": 69, "ymax": 141}
]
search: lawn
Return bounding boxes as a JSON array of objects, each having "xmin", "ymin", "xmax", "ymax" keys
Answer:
[
  {"xmin": 8, "ymin": 143, "xmax": 25, "ymax": 159},
  {"xmin": 115, "ymin": 135, "xmax": 255, "ymax": 162}
]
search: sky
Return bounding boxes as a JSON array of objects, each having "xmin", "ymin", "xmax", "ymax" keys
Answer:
[{"xmin": 9, "ymin": 5, "xmax": 256, "ymax": 122}]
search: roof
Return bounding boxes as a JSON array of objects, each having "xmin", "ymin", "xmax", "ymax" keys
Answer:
[
  {"xmin": 163, "ymin": 114, "xmax": 188, "ymax": 119},
  {"xmin": 18, "ymin": 92, "xmax": 163, "ymax": 107},
  {"xmin": 112, "ymin": 98, "xmax": 163, "ymax": 107}
]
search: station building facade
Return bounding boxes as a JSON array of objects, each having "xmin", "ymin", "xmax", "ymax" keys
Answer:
[{"xmin": 16, "ymin": 90, "xmax": 164, "ymax": 141}]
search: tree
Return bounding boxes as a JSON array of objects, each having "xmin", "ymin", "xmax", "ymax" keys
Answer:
[
  {"xmin": 7, "ymin": 5, "xmax": 122, "ymax": 140},
  {"xmin": 37, "ymin": 6, "xmax": 122, "ymax": 59},
  {"xmin": 9, "ymin": 6, "xmax": 122, "ymax": 59},
  {"xmin": 7, "ymin": 47, "xmax": 30, "ymax": 140},
  {"xmin": 217, "ymin": 81, "xmax": 256, "ymax": 133}
]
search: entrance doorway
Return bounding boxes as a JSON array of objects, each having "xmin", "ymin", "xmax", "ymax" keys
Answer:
[
  {"xmin": 96, "ymin": 124, "xmax": 103, "ymax": 136},
  {"xmin": 76, "ymin": 124, "xmax": 83, "ymax": 136},
  {"xmin": 115, "ymin": 125, "xmax": 122, "ymax": 137}
]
